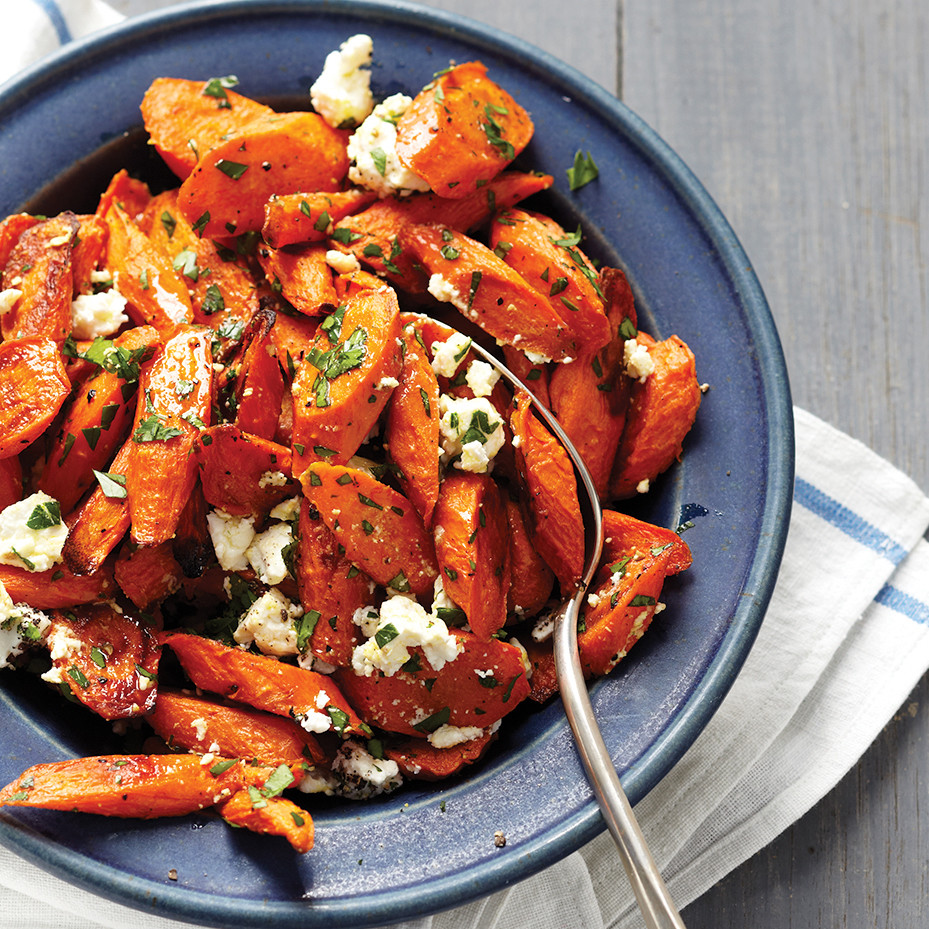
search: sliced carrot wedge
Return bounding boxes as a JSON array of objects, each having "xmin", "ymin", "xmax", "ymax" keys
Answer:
[
  {"xmin": 384, "ymin": 730, "xmax": 495, "ymax": 780},
  {"xmin": 216, "ymin": 788, "xmax": 314, "ymax": 852},
  {"xmin": 302, "ymin": 462, "xmax": 439, "ymax": 597},
  {"xmin": 45, "ymin": 602, "xmax": 160, "ymax": 719},
  {"xmin": 257, "ymin": 242, "xmax": 338, "ymax": 317},
  {"xmin": 432, "ymin": 472, "xmax": 510, "ymax": 639},
  {"xmin": 329, "ymin": 171, "xmax": 553, "ymax": 292},
  {"xmin": 383, "ymin": 324, "xmax": 441, "ymax": 526},
  {"xmin": 395, "ymin": 61, "xmax": 534, "ymax": 199},
  {"xmin": 140, "ymin": 76, "xmax": 276, "ymax": 180},
  {"xmin": 290, "ymin": 287, "xmax": 402, "ymax": 474},
  {"xmin": 401, "ymin": 224, "xmax": 574, "ymax": 361},
  {"xmin": 0, "ymin": 456, "xmax": 21, "ymax": 510},
  {"xmin": 70, "ymin": 214, "xmax": 109, "ymax": 297},
  {"xmin": 177, "ymin": 111, "xmax": 350, "ymax": 237},
  {"xmin": 1, "ymin": 213, "xmax": 78, "ymax": 342},
  {"xmin": 501, "ymin": 344, "xmax": 550, "ymax": 408},
  {"xmin": 114, "ymin": 539, "xmax": 183, "ymax": 610},
  {"xmin": 0, "ymin": 338, "xmax": 70, "ymax": 459},
  {"xmin": 0, "ymin": 213, "xmax": 40, "ymax": 271},
  {"xmin": 263, "ymin": 189, "xmax": 378, "ymax": 249},
  {"xmin": 0, "ymin": 562, "xmax": 115, "ymax": 608},
  {"xmin": 195, "ymin": 425, "xmax": 297, "ymax": 518},
  {"xmin": 610, "ymin": 334, "xmax": 702, "ymax": 499},
  {"xmin": 334, "ymin": 629, "xmax": 530, "ymax": 736},
  {"xmin": 171, "ymin": 483, "xmax": 213, "ymax": 579},
  {"xmin": 490, "ymin": 208, "xmax": 611, "ymax": 354},
  {"xmin": 504, "ymin": 496, "xmax": 554, "ymax": 616},
  {"xmin": 149, "ymin": 689, "xmax": 325, "ymax": 765},
  {"xmin": 96, "ymin": 169, "xmax": 153, "ymax": 223},
  {"xmin": 509, "ymin": 392, "xmax": 585, "ymax": 591},
  {"xmin": 295, "ymin": 502, "xmax": 368, "ymax": 668},
  {"xmin": 163, "ymin": 632, "xmax": 369, "ymax": 739}
]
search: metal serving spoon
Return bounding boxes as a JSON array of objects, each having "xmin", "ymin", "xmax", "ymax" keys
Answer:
[{"xmin": 469, "ymin": 341, "xmax": 687, "ymax": 929}]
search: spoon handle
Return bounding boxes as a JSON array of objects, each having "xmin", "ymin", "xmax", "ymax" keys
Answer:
[{"xmin": 554, "ymin": 598, "xmax": 687, "ymax": 929}]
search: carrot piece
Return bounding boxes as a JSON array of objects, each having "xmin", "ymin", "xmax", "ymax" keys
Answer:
[
  {"xmin": 290, "ymin": 287, "xmax": 402, "ymax": 474},
  {"xmin": 401, "ymin": 224, "xmax": 574, "ymax": 361},
  {"xmin": 38, "ymin": 325, "xmax": 160, "ymax": 513},
  {"xmin": 195, "ymin": 425, "xmax": 297, "ymax": 518},
  {"xmin": 177, "ymin": 111, "xmax": 350, "ymax": 237},
  {"xmin": 140, "ymin": 77, "xmax": 276, "ymax": 180},
  {"xmin": 302, "ymin": 462, "xmax": 439, "ymax": 597},
  {"xmin": 96, "ymin": 169, "xmax": 153, "ymax": 222},
  {"xmin": 114, "ymin": 539, "xmax": 183, "ymax": 610},
  {"xmin": 384, "ymin": 730, "xmax": 495, "ymax": 780},
  {"xmin": 163, "ymin": 632, "xmax": 369, "ymax": 738},
  {"xmin": 0, "ymin": 213, "xmax": 40, "ymax": 271},
  {"xmin": 45, "ymin": 602, "xmax": 161, "ymax": 719},
  {"xmin": 610, "ymin": 334, "xmax": 702, "ymax": 499},
  {"xmin": 0, "ymin": 562, "xmax": 115, "ymax": 607},
  {"xmin": 295, "ymin": 502, "xmax": 367, "ymax": 668},
  {"xmin": 127, "ymin": 326, "xmax": 212, "ymax": 545},
  {"xmin": 102, "ymin": 201, "xmax": 193, "ymax": 336},
  {"xmin": 257, "ymin": 243, "xmax": 338, "ymax": 317},
  {"xmin": 70, "ymin": 214, "xmax": 109, "ymax": 297},
  {"xmin": 503, "ymin": 496, "xmax": 554, "ymax": 616},
  {"xmin": 149, "ymin": 689, "xmax": 325, "ymax": 765},
  {"xmin": 332, "ymin": 267, "xmax": 390, "ymax": 302},
  {"xmin": 395, "ymin": 61, "xmax": 534, "ymax": 199},
  {"xmin": 334, "ymin": 628, "xmax": 530, "ymax": 736},
  {"xmin": 269, "ymin": 309, "xmax": 319, "ymax": 373},
  {"xmin": 0, "ymin": 456, "xmax": 21, "ymax": 510},
  {"xmin": 171, "ymin": 483, "xmax": 213, "ymax": 579},
  {"xmin": 432, "ymin": 472, "xmax": 510, "ymax": 639},
  {"xmin": 61, "ymin": 441, "xmax": 132, "ymax": 575},
  {"xmin": 216, "ymin": 789, "xmax": 314, "ymax": 853},
  {"xmin": 383, "ymin": 324, "xmax": 441, "ymax": 526},
  {"xmin": 0, "ymin": 338, "xmax": 70, "ymax": 459},
  {"xmin": 1, "ymin": 213, "xmax": 79, "ymax": 342},
  {"xmin": 501, "ymin": 344, "xmax": 551, "ymax": 407},
  {"xmin": 144, "ymin": 188, "xmax": 260, "ymax": 325},
  {"xmin": 263, "ymin": 189, "xmax": 377, "ymax": 249},
  {"xmin": 0, "ymin": 754, "xmax": 276, "ymax": 819},
  {"xmin": 490, "ymin": 208, "xmax": 611, "ymax": 354},
  {"xmin": 509, "ymin": 392, "xmax": 585, "ymax": 591},
  {"xmin": 329, "ymin": 171, "xmax": 553, "ymax": 291}
]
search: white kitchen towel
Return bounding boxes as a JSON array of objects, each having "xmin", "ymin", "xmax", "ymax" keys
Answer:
[{"xmin": 3, "ymin": 4, "xmax": 929, "ymax": 929}]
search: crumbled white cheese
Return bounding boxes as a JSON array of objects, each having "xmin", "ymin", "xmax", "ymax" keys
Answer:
[
  {"xmin": 190, "ymin": 717, "xmax": 209, "ymax": 742},
  {"xmin": 0, "ymin": 492, "xmax": 68, "ymax": 573},
  {"xmin": 624, "ymin": 338, "xmax": 655, "ymax": 382},
  {"xmin": 465, "ymin": 360, "xmax": 500, "ymax": 398},
  {"xmin": 430, "ymin": 331, "xmax": 471, "ymax": 377},
  {"xmin": 258, "ymin": 470, "xmax": 288, "ymax": 489},
  {"xmin": 636, "ymin": 478, "xmax": 650, "ymax": 494},
  {"xmin": 427, "ymin": 274, "xmax": 467, "ymax": 313},
  {"xmin": 233, "ymin": 587, "xmax": 303, "ymax": 657},
  {"xmin": 427, "ymin": 723, "xmax": 485, "ymax": 749},
  {"xmin": 325, "ymin": 249, "xmax": 361, "ymax": 274},
  {"xmin": 431, "ymin": 576, "xmax": 457, "ymax": 616},
  {"xmin": 269, "ymin": 496, "xmax": 300, "ymax": 522},
  {"xmin": 0, "ymin": 581, "xmax": 50, "ymax": 670},
  {"xmin": 298, "ymin": 707, "xmax": 333, "ymax": 734},
  {"xmin": 331, "ymin": 740, "xmax": 403, "ymax": 799},
  {"xmin": 347, "ymin": 93, "xmax": 430, "ymax": 197},
  {"xmin": 352, "ymin": 605, "xmax": 382, "ymax": 639},
  {"xmin": 524, "ymin": 350, "xmax": 553, "ymax": 365},
  {"xmin": 310, "ymin": 34, "xmax": 376, "ymax": 129},
  {"xmin": 351, "ymin": 594, "xmax": 461, "ymax": 677},
  {"xmin": 0, "ymin": 289, "xmax": 22, "ymax": 316},
  {"xmin": 296, "ymin": 766, "xmax": 338, "ymax": 795},
  {"xmin": 70, "ymin": 288, "xmax": 129, "ymax": 339},
  {"xmin": 245, "ymin": 521, "xmax": 295, "ymax": 586},
  {"xmin": 438, "ymin": 395, "xmax": 505, "ymax": 473},
  {"xmin": 206, "ymin": 509, "xmax": 256, "ymax": 571},
  {"xmin": 508, "ymin": 636, "xmax": 532, "ymax": 677},
  {"xmin": 531, "ymin": 611, "xmax": 555, "ymax": 643}
]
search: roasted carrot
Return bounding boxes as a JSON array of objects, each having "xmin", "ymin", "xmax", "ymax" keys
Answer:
[
  {"xmin": 302, "ymin": 462, "xmax": 439, "ymax": 597},
  {"xmin": 0, "ymin": 562, "xmax": 115, "ymax": 608},
  {"xmin": 432, "ymin": 472, "xmax": 510, "ymax": 639},
  {"xmin": 395, "ymin": 62, "xmax": 534, "ymax": 199},
  {"xmin": 290, "ymin": 287, "xmax": 402, "ymax": 474},
  {"xmin": 163, "ymin": 632, "xmax": 369, "ymax": 739},
  {"xmin": 177, "ymin": 111, "xmax": 350, "ymax": 237},
  {"xmin": 0, "ymin": 338, "xmax": 70, "ymax": 459},
  {"xmin": 295, "ymin": 502, "xmax": 368, "ymax": 668},
  {"xmin": 503, "ymin": 495, "xmax": 555, "ymax": 616},
  {"xmin": 334, "ymin": 628, "xmax": 530, "ymax": 736},
  {"xmin": 96, "ymin": 168, "xmax": 153, "ymax": 222},
  {"xmin": 1, "ymin": 213, "xmax": 79, "ymax": 342},
  {"xmin": 44, "ymin": 602, "xmax": 161, "ymax": 719},
  {"xmin": 113, "ymin": 539, "xmax": 184, "ymax": 610},
  {"xmin": 501, "ymin": 344, "xmax": 551, "ymax": 408},
  {"xmin": 0, "ymin": 213, "xmax": 40, "ymax": 271},
  {"xmin": 0, "ymin": 456, "xmax": 21, "ymax": 510},
  {"xmin": 610, "ymin": 333, "xmax": 702, "ymax": 499},
  {"xmin": 509, "ymin": 392, "xmax": 585, "ymax": 591},
  {"xmin": 263, "ymin": 189, "xmax": 378, "ymax": 249},
  {"xmin": 257, "ymin": 242, "xmax": 338, "ymax": 317},
  {"xmin": 384, "ymin": 730, "xmax": 495, "ymax": 780},
  {"xmin": 195, "ymin": 425, "xmax": 297, "ymax": 518},
  {"xmin": 383, "ymin": 323, "xmax": 441, "ymax": 526},
  {"xmin": 216, "ymin": 788, "xmax": 314, "ymax": 853},
  {"xmin": 70, "ymin": 214, "xmax": 109, "ymax": 297},
  {"xmin": 401, "ymin": 224, "xmax": 574, "ymax": 361},
  {"xmin": 171, "ymin": 483, "xmax": 213, "ymax": 579}
]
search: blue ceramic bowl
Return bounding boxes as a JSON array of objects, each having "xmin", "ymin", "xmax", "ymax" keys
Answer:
[{"xmin": 0, "ymin": 2, "xmax": 793, "ymax": 926}]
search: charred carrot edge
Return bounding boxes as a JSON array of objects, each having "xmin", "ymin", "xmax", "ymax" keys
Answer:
[{"xmin": 384, "ymin": 729, "xmax": 495, "ymax": 780}]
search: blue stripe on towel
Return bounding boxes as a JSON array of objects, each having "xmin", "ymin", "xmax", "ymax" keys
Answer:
[
  {"xmin": 794, "ymin": 477, "xmax": 908, "ymax": 564},
  {"xmin": 875, "ymin": 586, "xmax": 929, "ymax": 626},
  {"xmin": 31, "ymin": 0, "xmax": 72, "ymax": 44}
]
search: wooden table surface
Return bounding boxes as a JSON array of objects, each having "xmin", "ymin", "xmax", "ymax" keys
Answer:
[{"xmin": 111, "ymin": 0, "xmax": 929, "ymax": 925}]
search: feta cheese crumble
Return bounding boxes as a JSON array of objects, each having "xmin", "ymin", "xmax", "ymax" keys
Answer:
[
  {"xmin": 245, "ymin": 521, "xmax": 295, "ymax": 586},
  {"xmin": 427, "ymin": 274, "xmax": 467, "ymax": 313},
  {"xmin": 310, "ymin": 34, "xmax": 375, "ymax": 129},
  {"xmin": 624, "ymin": 338, "xmax": 655, "ymax": 382},
  {"xmin": 0, "ymin": 492, "xmax": 68, "ymax": 573},
  {"xmin": 70, "ymin": 287, "xmax": 129, "ymax": 339},
  {"xmin": 438, "ymin": 395, "xmax": 505, "ymax": 473},
  {"xmin": 325, "ymin": 249, "xmax": 361, "ymax": 275},
  {"xmin": 347, "ymin": 94, "xmax": 430, "ymax": 197},
  {"xmin": 465, "ymin": 359, "xmax": 500, "ymax": 398},
  {"xmin": 331, "ymin": 740, "xmax": 403, "ymax": 799},
  {"xmin": 205, "ymin": 509, "xmax": 256, "ymax": 571},
  {"xmin": 427, "ymin": 723, "xmax": 485, "ymax": 749},
  {"xmin": 430, "ymin": 331, "xmax": 471, "ymax": 377},
  {"xmin": 0, "ymin": 581, "xmax": 50, "ymax": 670},
  {"xmin": 0, "ymin": 289, "xmax": 22, "ymax": 317},
  {"xmin": 233, "ymin": 587, "xmax": 303, "ymax": 657}
]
